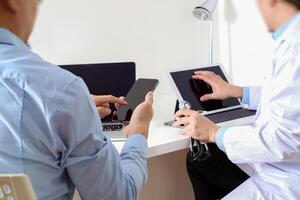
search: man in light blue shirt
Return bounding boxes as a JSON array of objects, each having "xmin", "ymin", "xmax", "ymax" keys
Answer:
[{"xmin": 0, "ymin": 0, "xmax": 154, "ymax": 199}]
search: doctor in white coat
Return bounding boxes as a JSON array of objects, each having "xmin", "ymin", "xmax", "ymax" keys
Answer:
[{"xmin": 173, "ymin": 0, "xmax": 300, "ymax": 199}]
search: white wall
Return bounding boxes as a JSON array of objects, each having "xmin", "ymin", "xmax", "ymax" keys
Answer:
[
  {"xmin": 30, "ymin": 0, "xmax": 276, "ymax": 96},
  {"xmin": 30, "ymin": 0, "xmax": 213, "ymax": 95},
  {"xmin": 217, "ymin": 0, "xmax": 274, "ymax": 86}
]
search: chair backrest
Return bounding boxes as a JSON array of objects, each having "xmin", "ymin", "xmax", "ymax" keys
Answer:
[
  {"xmin": 60, "ymin": 62, "xmax": 136, "ymax": 97},
  {"xmin": 0, "ymin": 174, "xmax": 37, "ymax": 200}
]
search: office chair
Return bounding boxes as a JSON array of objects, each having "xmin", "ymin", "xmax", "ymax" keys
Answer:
[{"xmin": 0, "ymin": 174, "xmax": 37, "ymax": 200}]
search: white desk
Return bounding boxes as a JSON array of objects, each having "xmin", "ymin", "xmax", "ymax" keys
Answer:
[
  {"xmin": 114, "ymin": 116, "xmax": 255, "ymax": 158},
  {"xmin": 74, "ymin": 94, "xmax": 255, "ymax": 200},
  {"xmin": 114, "ymin": 93, "xmax": 255, "ymax": 158},
  {"xmin": 115, "ymin": 94, "xmax": 255, "ymax": 200}
]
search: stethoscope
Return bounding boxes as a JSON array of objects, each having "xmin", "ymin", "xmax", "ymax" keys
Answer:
[{"xmin": 178, "ymin": 100, "xmax": 211, "ymax": 162}]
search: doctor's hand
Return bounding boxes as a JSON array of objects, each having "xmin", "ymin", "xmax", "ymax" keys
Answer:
[
  {"xmin": 193, "ymin": 71, "xmax": 243, "ymax": 101},
  {"xmin": 123, "ymin": 92, "xmax": 154, "ymax": 139},
  {"xmin": 92, "ymin": 95, "xmax": 127, "ymax": 118},
  {"xmin": 172, "ymin": 109, "xmax": 220, "ymax": 143}
]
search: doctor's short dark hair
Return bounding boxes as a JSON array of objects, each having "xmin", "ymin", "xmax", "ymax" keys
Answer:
[{"xmin": 284, "ymin": 0, "xmax": 300, "ymax": 9}]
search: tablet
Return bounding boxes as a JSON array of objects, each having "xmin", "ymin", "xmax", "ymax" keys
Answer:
[{"xmin": 167, "ymin": 64, "xmax": 242, "ymax": 115}]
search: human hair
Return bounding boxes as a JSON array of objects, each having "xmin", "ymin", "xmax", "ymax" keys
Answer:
[{"xmin": 284, "ymin": 0, "xmax": 300, "ymax": 9}]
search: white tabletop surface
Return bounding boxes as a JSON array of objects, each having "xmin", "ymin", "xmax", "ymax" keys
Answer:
[{"xmin": 113, "ymin": 93, "xmax": 255, "ymax": 158}]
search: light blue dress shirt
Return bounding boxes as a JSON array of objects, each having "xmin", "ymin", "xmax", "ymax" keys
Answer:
[
  {"xmin": 0, "ymin": 28, "xmax": 148, "ymax": 200},
  {"xmin": 272, "ymin": 15, "xmax": 295, "ymax": 40},
  {"xmin": 215, "ymin": 16, "xmax": 295, "ymax": 152}
]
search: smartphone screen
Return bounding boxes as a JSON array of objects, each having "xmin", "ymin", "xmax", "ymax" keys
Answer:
[{"xmin": 114, "ymin": 78, "xmax": 159, "ymax": 122}]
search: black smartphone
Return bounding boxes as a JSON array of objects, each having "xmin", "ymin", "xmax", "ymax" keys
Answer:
[{"xmin": 114, "ymin": 78, "xmax": 159, "ymax": 122}]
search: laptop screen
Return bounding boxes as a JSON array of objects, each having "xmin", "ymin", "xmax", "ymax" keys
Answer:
[
  {"xmin": 170, "ymin": 65, "xmax": 241, "ymax": 112},
  {"xmin": 60, "ymin": 62, "xmax": 135, "ymax": 97},
  {"xmin": 60, "ymin": 62, "xmax": 136, "ymax": 121}
]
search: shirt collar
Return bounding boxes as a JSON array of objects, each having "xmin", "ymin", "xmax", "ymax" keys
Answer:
[
  {"xmin": 0, "ymin": 27, "xmax": 29, "ymax": 50},
  {"xmin": 272, "ymin": 16, "xmax": 296, "ymax": 41}
]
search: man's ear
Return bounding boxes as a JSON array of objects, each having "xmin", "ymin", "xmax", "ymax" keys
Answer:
[{"xmin": 1, "ymin": 0, "xmax": 21, "ymax": 13}]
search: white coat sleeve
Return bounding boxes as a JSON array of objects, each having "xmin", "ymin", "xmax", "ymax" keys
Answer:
[
  {"xmin": 223, "ymin": 51, "xmax": 300, "ymax": 163},
  {"xmin": 223, "ymin": 123, "xmax": 300, "ymax": 163}
]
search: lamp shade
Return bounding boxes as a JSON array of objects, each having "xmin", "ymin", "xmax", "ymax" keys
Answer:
[{"xmin": 193, "ymin": 0, "xmax": 218, "ymax": 21}]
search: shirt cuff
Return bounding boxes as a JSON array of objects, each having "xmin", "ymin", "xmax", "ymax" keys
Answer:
[
  {"xmin": 215, "ymin": 127, "xmax": 227, "ymax": 152},
  {"xmin": 242, "ymin": 87, "xmax": 250, "ymax": 105},
  {"xmin": 121, "ymin": 134, "xmax": 148, "ymax": 155}
]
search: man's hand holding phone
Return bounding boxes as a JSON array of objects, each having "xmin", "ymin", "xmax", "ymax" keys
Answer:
[{"xmin": 123, "ymin": 92, "xmax": 154, "ymax": 139}]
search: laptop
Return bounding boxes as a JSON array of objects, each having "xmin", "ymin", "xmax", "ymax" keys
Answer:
[
  {"xmin": 167, "ymin": 64, "xmax": 256, "ymax": 123},
  {"xmin": 60, "ymin": 62, "xmax": 136, "ymax": 141}
]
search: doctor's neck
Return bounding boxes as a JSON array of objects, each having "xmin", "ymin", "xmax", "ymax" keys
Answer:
[{"xmin": 268, "ymin": 1, "xmax": 299, "ymax": 32}]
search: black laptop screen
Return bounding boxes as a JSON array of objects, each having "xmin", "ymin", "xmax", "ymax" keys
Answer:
[
  {"xmin": 60, "ymin": 62, "xmax": 136, "ymax": 121},
  {"xmin": 170, "ymin": 66, "xmax": 241, "ymax": 112},
  {"xmin": 60, "ymin": 62, "xmax": 135, "ymax": 97}
]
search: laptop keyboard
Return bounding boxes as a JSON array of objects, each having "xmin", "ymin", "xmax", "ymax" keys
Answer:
[
  {"xmin": 102, "ymin": 122, "xmax": 124, "ymax": 132},
  {"xmin": 206, "ymin": 108, "xmax": 256, "ymax": 123}
]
